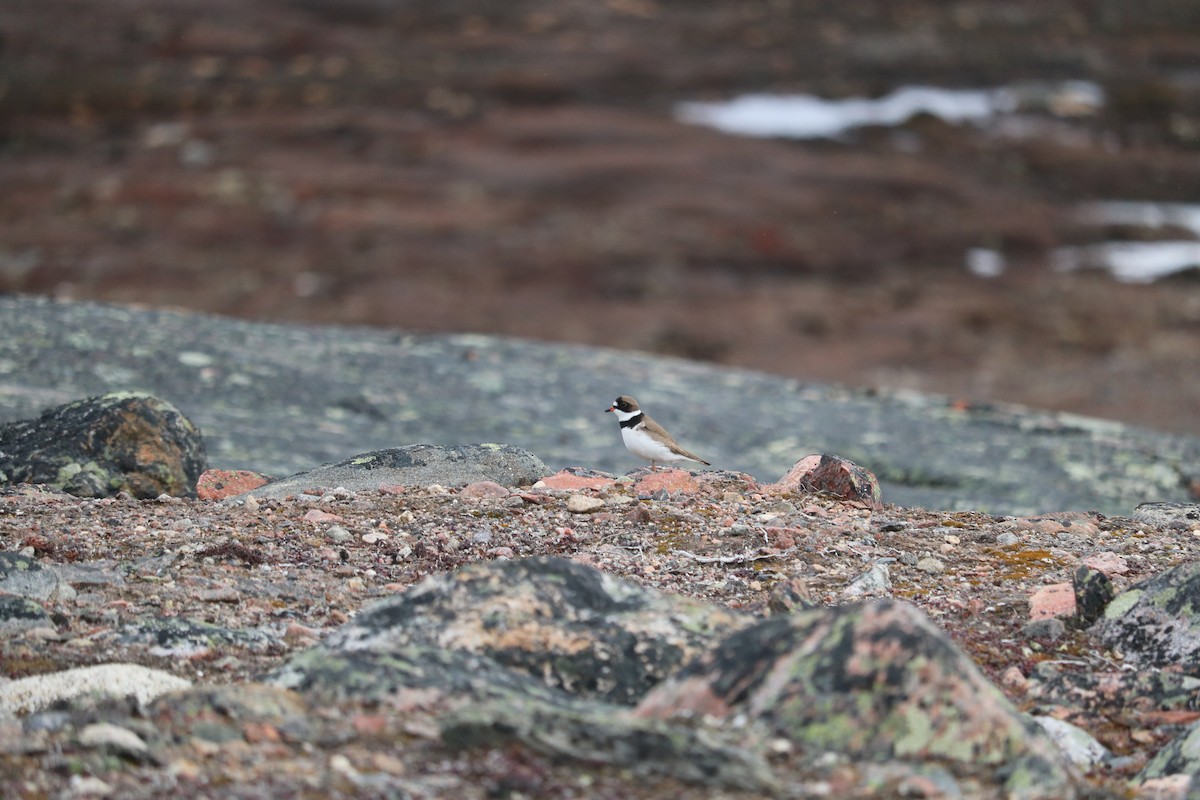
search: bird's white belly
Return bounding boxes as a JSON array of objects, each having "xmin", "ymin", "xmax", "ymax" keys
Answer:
[{"xmin": 621, "ymin": 427, "xmax": 682, "ymax": 463}]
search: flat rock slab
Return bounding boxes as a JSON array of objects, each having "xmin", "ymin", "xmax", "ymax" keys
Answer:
[
  {"xmin": 2, "ymin": 297, "xmax": 1198, "ymax": 514},
  {"xmin": 244, "ymin": 443, "xmax": 547, "ymax": 498}
]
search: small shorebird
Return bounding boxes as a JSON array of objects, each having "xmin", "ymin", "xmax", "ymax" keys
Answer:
[{"xmin": 605, "ymin": 395, "xmax": 710, "ymax": 471}]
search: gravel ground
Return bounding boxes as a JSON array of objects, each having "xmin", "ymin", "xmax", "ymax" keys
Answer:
[{"xmin": 2, "ymin": 473, "xmax": 1197, "ymax": 797}]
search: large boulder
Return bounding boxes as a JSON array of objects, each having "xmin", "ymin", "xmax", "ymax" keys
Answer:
[
  {"xmin": 270, "ymin": 556, "xmax": 749, "ymax": 705},
  {"xmin": 0, "ymin": 392, "xmax": 206, "ymax": 498},
  {"xmin": 636, "ymin": 599, "xmax": 1075, "ymax": 799},
  {"xmin": 1092, "ymin": 561, "xmax": 1200, "ymax": 671}
]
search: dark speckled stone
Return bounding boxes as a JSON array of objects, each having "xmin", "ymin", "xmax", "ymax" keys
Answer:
[{"xmin": 0, "ymin": 392, "xmax": 206, "ymax": 498}]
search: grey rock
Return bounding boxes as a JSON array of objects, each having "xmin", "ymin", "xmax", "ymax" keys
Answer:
[
  {"xmin": 1033, "ymin": 716, "xmax": 1110, "ymax": 769},
  {"xmin": 118, "ymin": 616, "xmax": 276, "ymax": 657},
  {"xmin": 270, "ymin": 643, "xmax": 575, "ymax": 706},
  {"xmin": 1133, "ymin": 502, "xmax": 1200, "ymax": 529},
  {"xmin": 2, "ymin": 296, "xmax": 1198, "ymax": 514},
  {"xmin": 0, "ymin": 551, "xmax": 75, "ymax": 602},
  {"xmin": 0, "ymin": 594, "xmax": 51, "ymax": 633},
  {"xmin": 0, "ymin": 391, "xmax": 206, "ymax": 498},
  {"xmin": 1092, "ymin": 561, "xmax": 1200, "ymax": 671},
  {"xmin": 1023, "ymin": 617, "xmax": 1067, "ymax": 641},
  {"xmin": 272, "ymin": 642, "xmax": 774, "ymax": 792},
  {"xmin": 442, "ymin": 696, "xmax": 776, "ymax": 792},
  {"xmin": 147, "ymin": 684, "xmax": 312, "ymax": 746},
  {"xmin": 245, "ymin": 443, "xmax": 547, "ymax": 499},
  {"xmin": 324, "ymin": 525, "xmax": 353, "ymax": 544},
  {"xmin": 1028, "ymin": 662, "xmax": 1200, "ymax": 716},
  {"xmin": 54, "ymin": 560, "xmax": 126, "ymax": 589},
  {"xmin": 843, "ymin": 562, "xmax": 892, "ymax": 597}
]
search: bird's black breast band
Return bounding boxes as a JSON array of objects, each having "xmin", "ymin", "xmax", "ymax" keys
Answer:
[{"xmin": 619, "ymin": 413, "xmax": 644, "ymax": 430}]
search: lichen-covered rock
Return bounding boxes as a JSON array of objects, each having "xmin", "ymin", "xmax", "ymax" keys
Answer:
[
  {"xmin": 441, "ymin": 695, "xmax": 776, "ymax": 792},
  {"xmin": 1072, "ymin": 564, "xmax": 1114, "ymax": 627},
  {"xmin": 0, "ymin": 392, "xmax": 206, "ymax": 498},
  {"xmin": 269, "ymin": 643, "xmax": 575, "ymax": 706},
  {"xmin": 270, "ymin": 642, "xmax": 775, "ymax": 791},
  {"xmin": 1132, "ymin": 502, "xmax": 1200, "ymax": 529},
  {"xmin": 266, "ymin": 558, "xmax": 771, "ymax": 792},
  {"xmin": 275, "ymin": 556, "xmax": 749, "ymax": 706},
  {"xmin": 117, "ymin": 616, "xmax": 276, "ymax": 658},
  {"xmin": 1092, "ymin": 561, "xmax": 1200, "ymax": 671},
  {"xmin": 0, "ymin": 551, "xmax": 75, "ymax": 602},
  {"xmin": 636, "ymin": 599, "xmax": 1075, "ymax": 799},
  {"xmin": 0, "ymin": 594, "xmax": 51, "ymax": 634},
  {"xmin": 245, "ymin": 443, "xmax": 547, "ymax": 499},
  {"xmin": 1138, "ymin": 719, "xmax": 1200, "ymax": 786},
  {"xmin": 1027, "ymin": 662, "xmax": 1200, "ymax": 716},
  {"xmin": 146, "ymin": 683, "xmax": 312, "ymax": 746},
  {"xmin": 769, "ymin": 453, "xmax": 883, "ymax": 509}
]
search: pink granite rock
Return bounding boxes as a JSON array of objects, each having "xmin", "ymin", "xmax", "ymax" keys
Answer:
[
  {"xmin": 634, "ymin": 468, "xmax": 702, "ymax": 495},
  {"xmin": 1029, "ymin": 582, "xmax": 1075, "ymax": 620},
  {"xmin": 768, "ymin": 454, "xmax": 882, "ymax": 509},
  {"xmin": 460, "ymin": 480, "xmax": 510, "ymax": 499},
  {"xmin": 196, "ymin": 469, "xmax": 271, "ymax": 500},
  {"xmin": 537, "ymin": 469, "xmax": 617, "ymax": 491}
]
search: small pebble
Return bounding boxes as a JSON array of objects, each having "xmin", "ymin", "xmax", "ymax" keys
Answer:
[
  {"xmin": 78, "ymin": 722, "xmax": 149, "ymax": 755},
  {"xmin": 843, "ymin": 563, "xmax": 891, "ymax": 597},
  {"xmin": 362, "ymin": 531, "xmax": 388, "ymax": 544},
  {"xmin": 1022, "ymin": 617, "xmax": 1066, "ymax": 641},
  {"xmin": 325, "ymin": 525, "xmax": 352, "ymax": 544},
  {"xmin": 1000, "ymin": 666, "xmax": 1028, "ymax": 692},
  {"xmin": 996, "ymin": 531, "xmax": 1019, "ymax": 546},
  {"xmin": 67, "ymin": 775, "xmax": 114, "ymax": 797},
  {"xmin": 566, "ymin": 494, "xmax": 605, "ymax": 514},
  {"xmin": 460, "ymin": 481, "xmax": 509, "ymax": 499},
  {"xmin": 915, "ymin": 557, "xmax": 945, "ymax": 574}
]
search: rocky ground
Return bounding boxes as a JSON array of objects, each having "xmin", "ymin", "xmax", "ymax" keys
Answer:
[
  {"xmin": 2, "ymin": 461, "xmax": 1200, "ymax": 798},
  {"xmin": 3, "ymin": 1, "xmax": 1200, "ymax": 436}
]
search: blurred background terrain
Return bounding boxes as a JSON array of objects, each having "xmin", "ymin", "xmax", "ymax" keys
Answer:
[{"xmin": 2, "ymin": 0, "xmax": 1199, "ymax": 435}]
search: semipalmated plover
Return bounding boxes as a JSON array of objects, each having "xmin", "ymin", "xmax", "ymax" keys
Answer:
[{"xmin": 605, "ymin": 395, "xmax": 710, "ymax": 471}]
